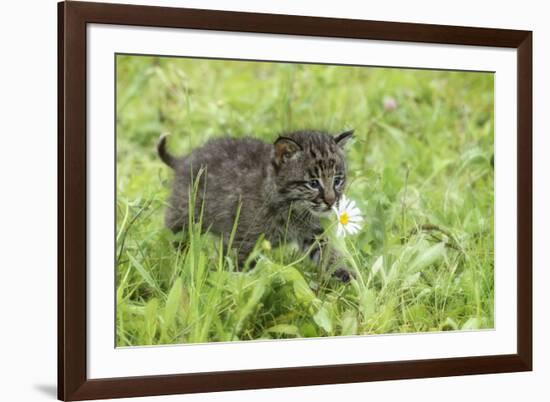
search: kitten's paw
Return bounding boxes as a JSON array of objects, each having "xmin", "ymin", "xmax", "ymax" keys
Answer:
[{"xmin": 332, "ymin": 267, "xmax": 356, "ymax": 283}]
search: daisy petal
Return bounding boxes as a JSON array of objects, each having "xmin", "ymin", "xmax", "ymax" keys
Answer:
[
  {"xmin": 341, "ymin": 197, "xmax": 351, "ymax": 210},
  {"xmin": 348, "ymin": 206, "xmax": 361, "ymax": 216},
  {"xmin": 349, "ymin": 215, "xmax": 363, "ymax": 221}
]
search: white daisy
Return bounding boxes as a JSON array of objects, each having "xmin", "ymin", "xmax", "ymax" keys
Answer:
[{"xmin": 332, "ymin": 195, "xmax": 363, "ymax": 237}]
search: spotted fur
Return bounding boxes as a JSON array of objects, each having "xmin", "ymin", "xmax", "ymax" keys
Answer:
[{"xmin": 158, "ymin": 129, "xmax": 354, "ymax": 281}]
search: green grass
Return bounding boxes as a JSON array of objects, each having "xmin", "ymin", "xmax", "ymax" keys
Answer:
[{"xmin": 116, "ymin": 55, "xmax": 494, "ymax": 346}]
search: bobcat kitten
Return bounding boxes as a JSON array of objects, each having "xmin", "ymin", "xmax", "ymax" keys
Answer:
[{"xmin": 158, "ymin": 130, "xmax": 354, "ymax": 282}]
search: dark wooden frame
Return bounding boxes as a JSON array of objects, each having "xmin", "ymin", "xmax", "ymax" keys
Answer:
[{"xmin": 58, "ymin": 1, "xmax": 532, "ymax": 400}]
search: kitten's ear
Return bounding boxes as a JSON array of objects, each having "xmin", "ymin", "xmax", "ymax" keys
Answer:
[
  {"xmin": 334, "ymin": 129, "xmax": 354, "ymax": 148},
  {"xmin": 274, "ymin": 136, "xmax": 302, "ymax": 165}
]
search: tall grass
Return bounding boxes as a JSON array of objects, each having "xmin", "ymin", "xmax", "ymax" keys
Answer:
[{"xmin": 116, "ymin": 55, "xmax": 494, "ymax": 346}]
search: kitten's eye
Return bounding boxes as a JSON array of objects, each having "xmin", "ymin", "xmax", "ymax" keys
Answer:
[
  {"xmin": 307, "ymin": 179, "xmax": 321, "ymax": 189},
  {"xmin": 334, "ymin": 177, "xmax": 344, "ymax": 188}
]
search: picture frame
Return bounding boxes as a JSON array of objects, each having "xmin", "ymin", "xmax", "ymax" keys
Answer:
[{"xmin": 58, "ymin": 1, "xmax": 532, "ymax": 400}]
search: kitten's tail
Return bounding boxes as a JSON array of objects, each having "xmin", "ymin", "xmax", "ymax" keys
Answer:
[{"xmin": 157, "ymin": 135, "xmax": 177, "ymax": 169}]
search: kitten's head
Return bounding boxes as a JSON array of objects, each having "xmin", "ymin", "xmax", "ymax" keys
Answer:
[{"xmin": 272, "ymin": 130, "xmax": 353, "ymax": 215}]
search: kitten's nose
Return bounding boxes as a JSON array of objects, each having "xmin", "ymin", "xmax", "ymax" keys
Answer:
[{"xmin": 324, "ymin": 192, "xmax": 336, "ymax": 207}]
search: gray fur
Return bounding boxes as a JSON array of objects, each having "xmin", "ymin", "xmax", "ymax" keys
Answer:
[{"xmin": 158, "ymin": 130, "xmax": 354, "ymax": 281}]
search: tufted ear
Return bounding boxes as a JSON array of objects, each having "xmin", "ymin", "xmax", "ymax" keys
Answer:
[
  {"xmin": 334, "ymin": 129, "xmax": 354, "ymax": 148},
  {"xmin": 273, "ymin": 136, "xmax": 302, "ymax": 166}
]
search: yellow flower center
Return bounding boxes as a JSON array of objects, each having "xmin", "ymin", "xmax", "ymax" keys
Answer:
[{"xmin": 339, "ymin": 212, "xmax": 349, "ymax": 225}]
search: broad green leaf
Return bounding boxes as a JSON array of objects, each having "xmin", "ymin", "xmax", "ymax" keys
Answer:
[
  {"xmin": 278, "ymin": 266, "xmax": 318, "ymax": 306},
  {"xmin": 144, "ymin": 298, "xmax": 159, "ymax": 343},
  {"xmin": 462, "ymin": 317, "xmax": 481, "ymax": 330},
  {"xmin": 441, "ymin": 317, "xmax": 459, "ymax": 331},
  {"xmin": 299, "ymin": 322, "xmax": 318, "ymax": 338},
  {"xmin": 314, "ymin": 303, "xmax": 333, "ymax": 334},
  {"xmin": 341, "ymin": 310, "xmax": 358, "ymax": 336},
  {"xmin": 235, "ymin": 279, "xmax": 267, "ymax": 332},
  {"xmin": 293, "ymin": 278, "xmax": 318, "ymax": 306},
  {"xmin": 377, "ymin": 299, "xmax": 398, "ymax": 333},
  {"xmin": 266, "ymin": 324, "xmax": 300, "ymax": 337},
  {"xmin": 359, "ymin": 288, "xmax": 377, "ymax": 318},
  {"xmin": 164, "ymin": 278, "xmax": 183, "ymax": 326},
  {"xmin": 371, "ymin": 255, "xmax": 384, "ymax": 276}
]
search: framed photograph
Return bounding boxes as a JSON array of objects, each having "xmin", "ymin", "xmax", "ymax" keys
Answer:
[{"xmin": 58, "ymin": 1, "xmax": 532, "ymax": 400}]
